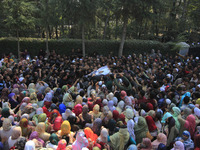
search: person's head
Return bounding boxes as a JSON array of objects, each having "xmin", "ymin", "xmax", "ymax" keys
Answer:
[
  {"xmin": 139, "ymin": 90, "xmax": 145, "ymax": 98},
  {"xmin": 183, "ymin": 96, "xmax": 190, "ymax": 104},
  {"xmin": 182, "ymin": 130, "xmax": 190, "ymax": 141}
]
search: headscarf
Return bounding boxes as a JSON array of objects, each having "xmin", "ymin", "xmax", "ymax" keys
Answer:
[
  {"xmin": 182, "ymin": 107, "xmax": 192, "ymax": 119},
  {"xmin": 92, "ymin": 104, "xmax": 101, "ymax": 118},
  {"xmin": 179, "ymin": 92, "xmax": 191, "ymax": 108},
  {"xmin": 124, "ymin": 96, "xmax": 132, "ymax": 106},
  {"xmin": 113, "ymin": 110, "xmax": 119, "ymax": 121},
  {"xmin": 106, "ymin": 92, "xmax": 114, "ymax": 100},
  {"xmin": 30, "ymin": 93, "xmax": 38, "ymax": 103},
  {"xmin": 194, "ymin": 107, "xmax": 200, "ymax": 118},
  {"xmin": 57, "ymin": 139, "xmax": 67, "ymax": 150},
  {"xmin": 108, "ymin": 100, "xmax": 115, "ymax": 112},
  {"xmin": 172, "ymin": 107, "xmax": 181, "ymax": 130},
  {"xmin": 92, "ymin": 118, "xmax": 102, "ymax": 136},
  {"xmin": 38, "ymin": 113, "xmax": 47, "ymax": 122},
  {"xmin": 44, "ymin": 92, "xmax": 53, "ymax": 102},
  {"xmin": 110, "ymin": 127, "xmax": 130, "ymax": 150},
  {"xmin": 19, "ymin": 102, "xmax": 27, "ymax": 112},
  {"xmin": 63, "ymin": 93, "xmax": 73, "ymax": 107},
  {"xmin": 182, "ymin": 130, "xmax": 194, "ymax": 150},
  {"xmin": 42, "ymin": 106, "xmax": 50, "ymax": 117},
  {"xmin": 75, "ymin": 95, "xmax": 83, "ymax": 105},
  {"xmin": 102, "ymin": 106, "xmax": 109, "ymax": 115},
  {"xmin": 1, "ymin": 107, "xmax": 10, "ymax": 118},
  {"xmin": 2, "ymin": 102, "xmax": 9, "ymax": 109},
  {"xmin": 19, "ymin": 118, "xmax": 29, "ymax": 136},
  {"xmin": 59, "ymin": 103, "xmax": 66, "ymax": 114},
  {"xmin": 116, "ymin": 101, "xmax": 124, "ymax": 114},
  {"xmin": 157, "ymin": 143, "xmax": 167, "ymax": 150},
  {"xmin": 11, "ymin": 127, "xmax": 22, "ymax": 140},
  {"xmin": 49, "ymin": 133, "xmax": 59, "ymax": 145},
  {"xmin": 127, "ymin": 144, "xmax": 137, "ymax": 150},
  {"xmin": 3, "ymin": 118, "xmax": 12, "ymax": 131},
  {"xmin": 102, "ymin": 99, "xmax": 108, "ymax": 106},
  {"xmin": 99, "ymin": 128, "xmax": 108, "ymax": 143},
  {"xmin": 21, "ymin": 113, "xmax": 29, "ymax": 120},
  {"xmin": 53, "ymin": 116, "xmax": 63, "ymax": 131},
  {"xmin": 112, "ymin": 97, "xmax": 118, "ymax": 106},
  {"xmin": 60, "ymin": 120, "xmax": 71, "ymax": 136},
  {"xmin": 127, "ymin": 119, "xmax": 135, "ymax": 140},
  {"xmin": 73, "ymin": 104, "xmax": 83, "ymax": 116},
  {"xmin": 29, "ymin": 131, "xmax": 45, "ymax": 147},
  {"xmin": 161, "ymin": 112, "xmax": 172, "ymax": 124},
  {"xmin": 145, "ymin": 116, "xmax": 157, "ymax": 132},
  {"xmin": 35, "ymin": 122, "xmax": 50, "ymax": 142},
  {"xmin": 148, "ymin": 110, "xmax": 155, "ymax": 118},
  {"xmin": 22, "ymin": 97, "xmax": 31, "ymax": 103},
  {"xmin": 36, "ymin": 108, "xmax": 43, "ymax": 115},
  {"xmin": 72, "ymin": 131, "xmax": 89, "ymax": 150},
  {"xmin": 16, "ymin": 137, "xmax": 27, "ymax": 150},
  {"xmin": 142, "ymin": 138, "xmax": 152, "ymax": 150},
  {"xmin": 118, "ymin": 114, "xmax": 126, "ymax": 124},
  {"xmin": 49, "ymin": 109, "xmax": 61, "ymax": 124},
  {"xmin": 184, "ymin": 114, "xmax": 196, "ymax": 138},
  {"xmin": 84, "ymin": 127, "xmax": 98, "ymax": 144},
  {"xmin": 24, "ymin": 140, "xmax": 35, "ymax": 150},
  {"xmin": 152, "ymin": 133, "xmax": 167, "ymax": 149},
  {"xmin": 62, "ymin": 109, "xmax": 74, "ymax": 120},
  {"xmin": 134, "ymin": 116, "xmax": 149, "ymax": 144},
  {"xmin": 125, "ymin": 108, "xmax": 134, "ymax": 120},
  {"xmin": 172, "ymin": 141, "xmax": 184, "ymax": 150}
]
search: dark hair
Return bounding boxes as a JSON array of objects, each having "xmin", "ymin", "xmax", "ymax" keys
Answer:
[
  {"xmin": 140, "ymin": 90, "xmax": 145, "ymax": 97},
  {"xmin": 183, "ymin": 96, "xmax": 190, "ymax": 104}
]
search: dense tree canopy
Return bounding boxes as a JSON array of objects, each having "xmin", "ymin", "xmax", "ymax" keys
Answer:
[{"xmin": 0, "ymin": 0, "xmax": 199, "ymax": 56}]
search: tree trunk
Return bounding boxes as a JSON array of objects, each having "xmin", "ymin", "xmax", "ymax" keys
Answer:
[
  {"xmin": 17, "ymin": 29, "xmax": 20, "ymax": 59},
  {"xmin": 82, "ymin": 25, "xmax": 85, "ymax": 57},
  {"xmin": 46, "ymin": 27, "xmax": 49, "ymax": 57},
  {"xmin": 103, "ymin": 9, "xmax": 110, "ymax": 39},
  {"xmin": 115, "ymin": 17, "xmax": 119, "ymax": 39},
  {"xmin": 118, "ymin": 17, "xmax": 128, "ymax": 57},
  {"xmin": 56, "ymin": 25, "xmax": 58, "ymax": 39}
]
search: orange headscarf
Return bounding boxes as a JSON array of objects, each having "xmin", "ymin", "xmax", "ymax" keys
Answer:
[
  {"xmin": 61, "ymin": 121, "xmax": 71, "ymax": 136},
  {"xmin": 84, "ymin": 127, "xmax": 98, "ymax": 143}
]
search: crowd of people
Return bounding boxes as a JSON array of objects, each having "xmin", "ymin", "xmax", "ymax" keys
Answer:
[{"xmin": 0, "ymin": 49, "xmax": 199, "ymax": 150}]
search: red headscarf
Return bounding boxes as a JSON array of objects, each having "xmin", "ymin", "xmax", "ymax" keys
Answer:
[
  {"xmin": 113, "ymin": 110, "xmax": 119, "ymax": 121},
  {"xmin": 53, "ymin": 116, "xmax": 63, "ymax": 131},
  {"xmin": 118, "ymin": 114, "xmax": 126, "ymax": 124},
  {"xmin": 145, "ymin": 116, "xmax": 157, "ymax": 132},
  {"xmin": 184, "ymin": 114, "xmax": 196, "ymax": 138},
  {"xmin": 73, "ymin": 104, "xmax": 83, "ymax": 116},
  {"xmin": 147, "ymin": 103, "xmax": 154, "ymax": 111},
  {"xmin": 42, "ymin": 106, "xmax": 50, "ymax": 118},
  {"xmin": 49, "ymin": 109, "xmax": 61, "ymax": 123},
  {"xmin": 44, "ymin": 101, "xmax": 51, "ymax": 109}
]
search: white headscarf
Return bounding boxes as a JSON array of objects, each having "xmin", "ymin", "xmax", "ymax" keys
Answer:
[
  {"xmin": 24, "ymin": 140, "xmax": 35, "ymax": 150},
  {"xmin": 127, "ymin": 119, "xmax": 136, "ymax": 140}
]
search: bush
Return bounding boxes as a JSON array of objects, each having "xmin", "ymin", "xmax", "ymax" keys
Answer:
[{"xmin": 0, "ymin": 37, "xmax": 176, "ymax": 57}]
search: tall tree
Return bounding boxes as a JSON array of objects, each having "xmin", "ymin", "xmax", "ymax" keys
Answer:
[{"xmin": 2, "ymin": 0, "xmax": 35, "ymax": 58}]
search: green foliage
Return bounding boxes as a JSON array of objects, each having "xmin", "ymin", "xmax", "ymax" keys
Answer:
[
  {"xmin": 0, "ymin": 38, "xmax": 176, "ymax": 56},
  {"xmin": 2, "ymin": 0, "xmax": 35, "ymax": 32}
]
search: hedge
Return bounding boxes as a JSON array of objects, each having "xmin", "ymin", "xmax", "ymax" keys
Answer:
[{"xmin": 0, "ymin": 38, "xmax": 176, "ymax": 57}]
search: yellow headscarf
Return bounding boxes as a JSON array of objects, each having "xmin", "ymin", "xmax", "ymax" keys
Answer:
[
  {"xmin": 36, "ymin": 122, "xmax": 46, "ymax": 134},
  {"xmin": 61, "ymin": 120, "xmax": 71, "ymax": 136}
]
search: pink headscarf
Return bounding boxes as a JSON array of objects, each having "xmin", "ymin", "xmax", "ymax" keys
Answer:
[
  {"xmin": 29, "ymin": 131, "xmax": 45, "ymax": 147},
  {"xmin": 57, "ymin": 139, "xmax": 67, "ymax": 150},
  {"xmin": 184, "ymin": 114, "xmax": 196, "ymax": 138},
  {"xmin": 72, "ymin": 131, "xmax": 89, "ymax": 150},
  {"xmin": 151, "ymin": 133, "xmax": 167, "ymax": 149},
  {"xmin": 53, "ymin": 116, "xmax": 63, "ymax": 131},
  {"xmin": 141, "ymin": 138, "xmax": 152, "ymax": 150},
  {"xmin": 73, "ymin": 104, "xmax": 83, "ymax": 116}
]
